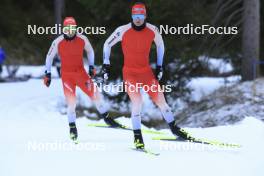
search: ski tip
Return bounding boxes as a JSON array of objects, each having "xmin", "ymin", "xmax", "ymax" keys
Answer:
[
  {"xmin": 152, "ymin": 136, "xmax": 242, "ymax": 148},
  {"xmin": 196, "ymin": 138, "xmax": 242, "ymax": 148}
]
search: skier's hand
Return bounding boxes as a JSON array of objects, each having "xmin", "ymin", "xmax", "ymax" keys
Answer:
[
  {"xmin": 89, "ymin": 65, "xmax": 96, "ymax": 78},
  {"xmin": 43, "ymin": 71, "xmax": 51, "ymax": 87},
  {"xmin": 155, "ymin": 65, "xmax": 163, "ymax": 81},
  {"xmin": 101, "ymin": 64, "xmax": 110, "ymax": 82}
]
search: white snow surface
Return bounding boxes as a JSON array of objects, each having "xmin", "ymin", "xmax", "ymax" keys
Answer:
[{"xmin": 0, "ymin": 79, "xmax": 264, "ymax": 176}]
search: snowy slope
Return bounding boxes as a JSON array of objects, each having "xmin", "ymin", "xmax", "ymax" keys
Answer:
[{"xmin": 0, "ymin": 79, "xmax": 264, "ymax": 176}]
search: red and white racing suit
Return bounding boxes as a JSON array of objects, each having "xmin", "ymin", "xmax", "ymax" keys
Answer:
[
  {"xmin": 45, "ymin": 34, "xmax": 107, "ymax": 123},
  {"xmin": 103, "ymin": 23, "xmax": 174, "ymax": 129}
]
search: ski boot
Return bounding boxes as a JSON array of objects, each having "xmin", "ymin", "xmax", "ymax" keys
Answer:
[
  {"xmin": 169, "ymin": 121, "xmax": 194, "ymax": 141},
  {"xmin": 69, "ymin": 122, "xmax": 78, "ymax": 143},
  {"xmin": 102, "ymin": 112, "xmax": 124, "ymax": 128},
  {"xmin": 133, "ymin": 129, "xmax": 145, "ymax": 149}
]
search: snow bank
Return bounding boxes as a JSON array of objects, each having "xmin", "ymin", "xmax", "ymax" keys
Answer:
[
  {"xmin": 177, "ymin": 78, "xmax": 264, "ymax": 127},
  {"xmin": 188, "ymin": 76, "xmax": 241, "ymax": 102},
  {"xmin": 1, "ymin": 65, "xmax": 59, "ymax": 78},
  {"xmin": 198, "ymin": 56, "xmax": 234, "ymax": 74}
]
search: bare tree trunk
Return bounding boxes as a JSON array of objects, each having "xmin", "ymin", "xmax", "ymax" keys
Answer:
[
  {"xmin": 54, "ymin": 0, "xmax": 65, "ymax": 27},
  {"xmin": 242, "ymin": 0, "xmax": 260, "ymax": 81},
  {"xmin": 54, "ymin": 0, "xmax": 64, "ymax": 77}
]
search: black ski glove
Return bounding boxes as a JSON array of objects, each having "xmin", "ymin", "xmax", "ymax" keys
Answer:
[
  {"xmin": 89, "ymin": 65, "xmax": 96, "ymax": 78},
  {"xmin": 43, "ymin": 70, "xmax": 51, "ymax": 87},
  {"xmin": 101, "ymin": 64, "xmax": 110, "ymax": 81},
  {"xmin": 155, "ymin": 65, "xmax": 163, "ymax": 81}
]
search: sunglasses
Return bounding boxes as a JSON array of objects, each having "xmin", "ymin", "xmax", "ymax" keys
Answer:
[{"xmin": 132, "ymin": 14, "xmax": 145, "ymax": 20}]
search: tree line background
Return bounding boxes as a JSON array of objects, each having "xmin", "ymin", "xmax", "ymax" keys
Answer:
[{"xmin": 0, "ymin": 0, "xmax": 262, "ymax": 85}]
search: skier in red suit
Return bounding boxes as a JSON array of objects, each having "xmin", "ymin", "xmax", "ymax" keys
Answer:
[
  {"xmin": 44, "ymin": 17, "xmax": 122, "ymax": 142},
  {"xmin": 102, "ymin": 3, "xmax": 193, "ymax": 149}
]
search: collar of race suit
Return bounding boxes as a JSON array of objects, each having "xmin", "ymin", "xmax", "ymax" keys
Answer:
[
  {"xmin": 63, "ymin": 33, "xmax": 77, "ymax": 41},
  {"xmin": 131, "ymin": 21, "xmax": 146, "ymax": 31}
]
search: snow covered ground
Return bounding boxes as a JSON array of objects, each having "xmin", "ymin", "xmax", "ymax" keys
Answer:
[{"xmin": 1, "ymin": 79, "xmax": 264, "ymax": 176}]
